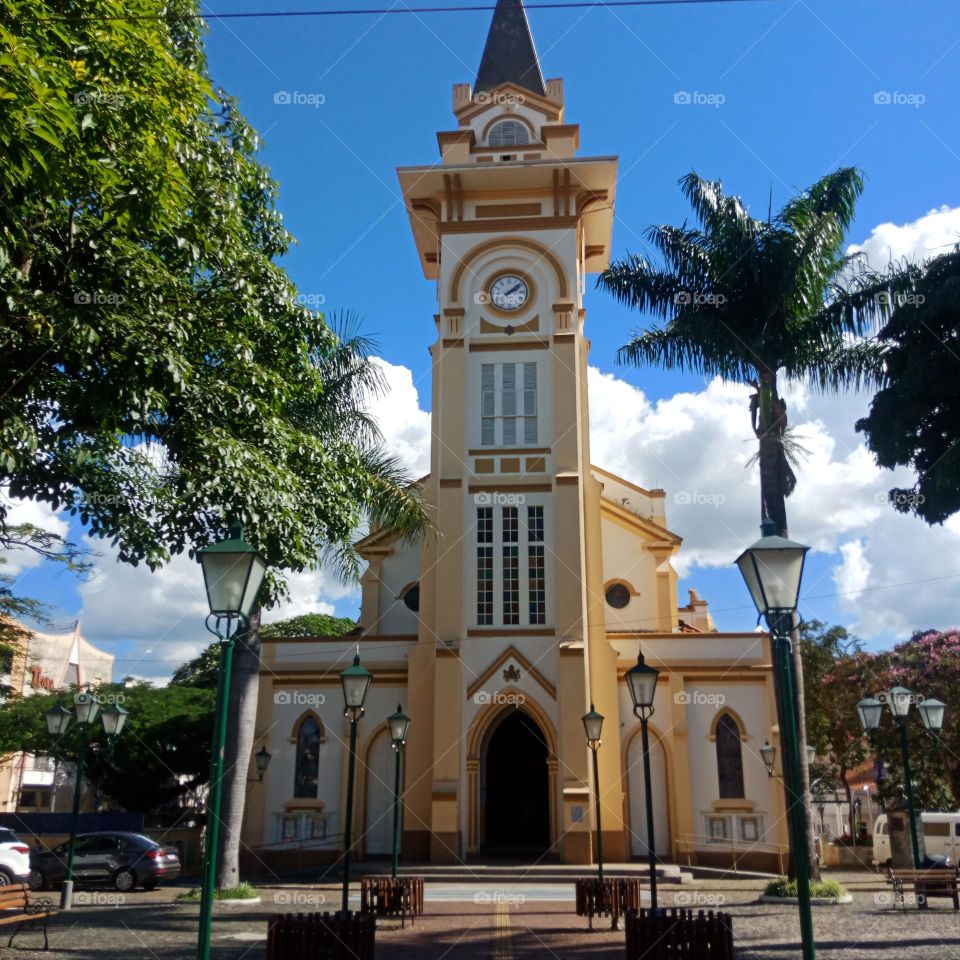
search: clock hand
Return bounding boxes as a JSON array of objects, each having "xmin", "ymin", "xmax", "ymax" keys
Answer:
[{"xmin": 503, "ymin": 283, "xmax": 523, "ymax": 297}]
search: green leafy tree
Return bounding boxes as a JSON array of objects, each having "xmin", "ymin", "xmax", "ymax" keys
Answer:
[
  {"xmin": 800, "ymin": 621, "xmax": 877, "ymax": 837},
  {"xmin": 856, "ymin": 248, "xmax": 960, "ymax": 524},
  {"xmin": 1, "ymin": 0, "xmax": 429, "ymax": 888},
  {"xmin": 598, "ymin": 168, "xmax": 917, "ymax": 876},
  {"xmin": 0, "ymin": 683, "xmax": 214, "ymax": 821},
  {"xmin": 260, "ymin": 612, "xmax": 357, "ymax": 639}
]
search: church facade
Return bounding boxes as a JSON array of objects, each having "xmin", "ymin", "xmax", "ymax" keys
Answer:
[{"xmin": 243, "ymin": 0, "xmax": 788, "ymax": 871}]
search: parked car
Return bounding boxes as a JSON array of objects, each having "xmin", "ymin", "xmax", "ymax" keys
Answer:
[
  {"xmin": 873, "ymin": 812, "xmax": 960, "ymax": 866},
  {"xmin": 0, "ymin": 827, "xmax": 32, "ymax": 886},
  {"xmin": 29, "ymin": 832, "xmax": 181, "ymax": 892}
]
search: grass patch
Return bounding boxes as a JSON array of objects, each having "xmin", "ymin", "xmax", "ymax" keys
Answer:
[
  {"xmin": 176, "ymin": 882, "xmax": 259, "ymax": 902},
  {"xmin": 764, "ymin": 876, "xmax": 847, "ymax": 899}
]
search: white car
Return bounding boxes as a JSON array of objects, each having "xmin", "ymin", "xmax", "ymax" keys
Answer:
[{"xmin": 0, "ymin": 827, "xmax": 31, "ymax": 886}]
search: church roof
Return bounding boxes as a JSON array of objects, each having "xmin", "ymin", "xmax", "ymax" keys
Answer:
[{"xmin": 474, "ymin": 0, "xmax": 546, "ymax": 98}]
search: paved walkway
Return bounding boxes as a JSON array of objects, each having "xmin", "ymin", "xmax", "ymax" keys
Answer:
[{"xmin": 5, "ymin": 875, "xmax": 959, "ymax": 959}]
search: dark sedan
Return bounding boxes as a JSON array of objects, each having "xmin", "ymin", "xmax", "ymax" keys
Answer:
[{"xmin": 30, "ymin": 832, "xmax": 181, "ymax": 892}]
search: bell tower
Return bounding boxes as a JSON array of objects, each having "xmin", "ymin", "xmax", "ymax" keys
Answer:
[{"xmin": 396, "ymin": 0, "xmax": 625, "ymax": 863}]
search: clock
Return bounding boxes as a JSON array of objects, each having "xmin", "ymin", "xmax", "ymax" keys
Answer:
[{"xmin": 488, "ymin": 274, "xmax": 529, "ymax": 312}]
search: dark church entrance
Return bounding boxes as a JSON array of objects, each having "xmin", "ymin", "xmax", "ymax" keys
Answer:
[{"xmin": 482, "ymin": 710, "xmax": 550, "ymax": 854}]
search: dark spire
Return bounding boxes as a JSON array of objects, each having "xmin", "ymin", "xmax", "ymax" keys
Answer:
[{"xmin": 474, "ymin": 0, "xmax": 546, "ymax": 98}]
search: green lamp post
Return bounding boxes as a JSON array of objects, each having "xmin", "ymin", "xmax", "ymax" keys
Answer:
[
  {"xmin": 340, "ymin": 653, "xmax": 372, "ymax": 914},
  {"xmin": 857, "ymin": 688, "xmax": 946, "ymax": 869},
  {"xmin": 387, "ymin": 705, "xmax": 411, "ymax": 879},
  {"xmin": 581, "ymin": 705, "xmax": 605, "ymax": 883},
  {"xmin": 195, "ymin": 523, "xmax": 267, "ymax": 960},
  {"xmin": 625, "ymin": 650, "xmax": 660, "ymax": 912},
  {"xmin": 735, "ymin": 519, "xmax": 815, "ymax": 960},
  {"xmin": 45, "ymin": 693, "xmax": 128, "ymax": 910}
]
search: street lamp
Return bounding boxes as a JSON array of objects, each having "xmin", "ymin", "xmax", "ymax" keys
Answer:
[
  {"xmin": 581, "ymin": 705, "xmax": 604, "ymax": 883},
  {"xmin": 253, "ymin": 746, "xmax": 272, "ymax": 782},
  {"xmin": 388, "ymin": 705, "xmax": 410, "ymax": 879},
  {"xmin": 764, "ymin": 740, "xmax": 815, "ymax": 780},
  {"xmin": 196, "ymin": 523, "xmax": 267, "ymax": 960},
  {"xmin": 626, "ymin": 651, "xmax": 660, "ymax": 912},
  {"xmin": 735, "ymin": 519, "xmax": 815, "ymax": 960},
  {"xmin": 340, "ymin": 653, "xmax": 372, "ymax": 913},
  {"xmin": 45, "ymin": 694, "xmax": 127, "ymax": 910},
  {"xmin": 856, "ymin": 687, "xmax": 946, "ymax": 869}
]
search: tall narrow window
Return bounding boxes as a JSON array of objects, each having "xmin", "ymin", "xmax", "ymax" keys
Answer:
[
  {"xmin": 476, "ymin": 507, "xmax": 493, "ymax": 625},
  {"xmin": 502, "ymin": 507, "xmax": 519, "ymax": 624},
  {"xmin": 294, "ymin": 716, "xmax": 321, "ymax": 798},
  {"xmin": 479, "ymin": 362, "xmax": 538, "ymax": 447},
  {"xmin": 481, "ymin": 364, "xmax": 495, "ymax": 446},
  {"xmin": 715, "ymin": 714, "xmax": 745, "ymax": 799},
  {"xmin": 502, "ymin": 364, "xmax": 517, "ymax": 445},
  {"xmin": 527, "ymin": 505, "xmax": 545, "ymax": 624},
  {"xmin": 523, "ymin": 362, "xmax": 537, "ymax": 443}
]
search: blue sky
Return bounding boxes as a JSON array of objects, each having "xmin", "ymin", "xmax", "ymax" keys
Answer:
[{"xmin": 8, "ymin": 0, "xmax": 960, "ymax": 680}]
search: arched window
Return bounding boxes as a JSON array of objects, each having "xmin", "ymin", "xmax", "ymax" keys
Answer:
[
  {"xmin": 294, "ymin": 716, "xmax": 321, "ymax": 798},
  {"xmin": 715, "ymin": 714, "xmax": 745, "ymax": 799},
  {"xmin": 488, "ymin": 119, "xmax": 530, "ymax": 148},
  {"xmin": 402, "ymin": 583, "xmax": 420, "ymax": 612}
]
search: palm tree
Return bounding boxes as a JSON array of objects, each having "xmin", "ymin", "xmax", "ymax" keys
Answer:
[
  {"xmin": 598, "ymin": 167, "xmax": 918, "ymax": 875},
  {"xmin": 216, "ymin": 315, "xmax": 429, "ymax": 890}
]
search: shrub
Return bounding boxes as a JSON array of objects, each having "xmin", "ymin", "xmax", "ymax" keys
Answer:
[{"xmin": 764, "ymin": 876, "xmax": 847, "ymax": 899}]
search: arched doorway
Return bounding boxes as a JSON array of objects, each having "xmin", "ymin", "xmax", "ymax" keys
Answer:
[
  {"xmin": 627, "ymin": 728, "xmax": 670, "ymax": 857},
  {"xmin": 364, "ymin": 728, "xmax": 395, "ymax": 856},
  {"xmin": 482, "ymin": 710, "xmax": 549, "ymax": 854}
]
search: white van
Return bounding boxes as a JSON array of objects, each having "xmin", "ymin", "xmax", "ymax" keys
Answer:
[{"xmin": 873, "ymin": 812, "xmax": 960, "ymax": 866}]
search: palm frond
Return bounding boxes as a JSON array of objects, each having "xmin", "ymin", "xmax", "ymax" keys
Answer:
[{"xmin": 618, "ymin": 326, "xmax": 757, "ymax": 381}]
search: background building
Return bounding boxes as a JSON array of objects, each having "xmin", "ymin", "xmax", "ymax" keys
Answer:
[{"xmin": 0, "ymin": 620, "xmax": 114, "ymax": 814}]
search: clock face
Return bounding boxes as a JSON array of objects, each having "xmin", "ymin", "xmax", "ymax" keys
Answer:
[{"xmin": 489, "ymin": 274, "xmax": 529, "ymax": 312}]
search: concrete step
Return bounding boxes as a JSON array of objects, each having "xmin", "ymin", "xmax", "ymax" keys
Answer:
[{"xmin": 354, "ymin": 861, "xmax": 693, "ymax": 884}]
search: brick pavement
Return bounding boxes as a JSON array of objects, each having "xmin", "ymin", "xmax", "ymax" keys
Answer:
[{"xmin": 3, "ymin": 877, "xmax": 959, "ymax": 959}]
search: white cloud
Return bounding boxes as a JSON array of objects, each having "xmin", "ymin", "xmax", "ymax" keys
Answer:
[
  {"xmin": 0, "ymin": 493, "xmax": 71, "ymax": 576},
  {"xmin": 832, "ymin": 539, "xmax": 872, "ymax": 602},
  {"xmin": 847, "ymin": 204, "xmax": 960, "ymax": 266},
  {"xmin": 367, "ymin": 358, "xmax": 431, "ymax": 477}
]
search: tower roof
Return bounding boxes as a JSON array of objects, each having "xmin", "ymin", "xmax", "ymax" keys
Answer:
[{"xmin": 474, "ymin": 0, "xmax": 546, "ymax": 98}]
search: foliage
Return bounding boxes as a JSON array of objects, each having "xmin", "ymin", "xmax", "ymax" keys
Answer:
[
  {"xmin": 177, "ymin": 882, "xmax": 258, "ymax": 901},
  {"xmin": 260, "ymin": 612, "xmax": 357, "ymax": 638},
  {"xmin": 856, "ymin": 248, "xmax": 960, "ymax": 524},
  {"xmin": 764, "ymin": 876, "xmax": 847, "ymax": 899},
  {"xmin": 0, "ymin": 0, "xmax": 427, "ymax": 590},
  {"xmin": 801, "ymin": 620, "xmax": 875, "ymax": 808},
  {"xmin": 805, "ymin": 627, "xmax": 960, "ymax": 811},
  {"xmin": 870, "ymin": 629, "xmax": 960, "ymax": 809},
  {"xmin": 170, "ymin": 613, "xmax": 356, "ymax": 689},
  {"xmin": 0, "ymin": 682, "xmax": 213, "ymax": 821},
  {"xmin": 598, "ymin": 168, "xmax": 918, "ymax": 534}
]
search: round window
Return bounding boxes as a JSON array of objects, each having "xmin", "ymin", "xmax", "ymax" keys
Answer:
[
  {"xmin": 402, "ymin": 584, "xmax": 420, "ymax": 613},
  {"xmin": 605, "ymin": 583, "xmax": 631, "ymax": 609}
]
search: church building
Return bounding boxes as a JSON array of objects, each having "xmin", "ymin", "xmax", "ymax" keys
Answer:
[{"xmin": 244, "ymin": 0, "xmax": 788, "ymax": 872}]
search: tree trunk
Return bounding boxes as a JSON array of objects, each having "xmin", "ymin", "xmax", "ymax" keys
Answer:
[
  {"xmin": 790, "ymin": 621, "xmax": 821, "ymax": 880},
  {"xmin": 216, "ymin": 608, "xmax": 261, "ymax": 889},
  {"xmin": 753, "ymin": 376, "xmax": 819, "ymax": 878}
]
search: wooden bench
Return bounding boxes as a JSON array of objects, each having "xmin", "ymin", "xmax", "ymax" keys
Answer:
[
  {"xmin": 0, "ymin": 883, "xmax": 56, "ymax": 950},
  {"xmin": 574, "ymin": 877, "xmax": 645, "ymax": 930},
  {"xmin": 266, "ymin": 911, "xmax": 375, "ymax": 960},
  {"xmin": 886, "ymin": 867, "xmax": 959, "ymax": 910},
  {"xmin": 360, "ymin": 876, "xmax": 424, "ymax": 928},
  {"xmin": 625, "ymin": 907, "xmax": 735, "ymax": 960}
]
